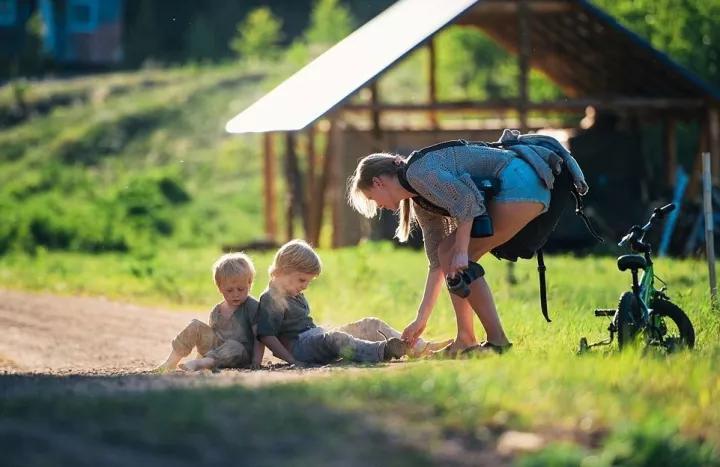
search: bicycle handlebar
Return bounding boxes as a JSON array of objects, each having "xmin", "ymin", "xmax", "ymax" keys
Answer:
[{"xmin": 618, "ymin": 203, "xmax": 675, "ymax": 249}]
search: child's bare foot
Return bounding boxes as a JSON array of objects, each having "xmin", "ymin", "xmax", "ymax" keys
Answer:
[
  {"xmin": 153, "ymin": 363, "xmax": 178, "ymax": 373},
  {"xmin": 409, "ymin": 338, "xmax": 455, "ymax": 358},
  {"xmin": 178, "ymin": 357, "xmax": 215, "ymax": 372}
]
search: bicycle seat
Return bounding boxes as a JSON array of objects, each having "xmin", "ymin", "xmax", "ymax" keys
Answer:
[{"xmin": 617, "ymin": 254, "xmax": 647, "ymax": 272}]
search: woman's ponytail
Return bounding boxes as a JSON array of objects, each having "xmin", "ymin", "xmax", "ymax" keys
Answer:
[{"xmin": 395, "ymin": 198, "xmax": 413, "ymax": 243}]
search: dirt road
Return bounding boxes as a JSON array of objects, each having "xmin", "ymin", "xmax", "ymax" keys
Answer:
[{"xmin": 0, "ymin": 288, "xmax": 208, "ymax": 373}]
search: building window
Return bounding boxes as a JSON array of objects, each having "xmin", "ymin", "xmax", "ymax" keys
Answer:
[
  {"xmin": 0, "ymin": 0, "xmax": 17, "ymax": 26},
  {"xmin": 67, "ymin": 0, "xmax": 98, "ymax": 33}
]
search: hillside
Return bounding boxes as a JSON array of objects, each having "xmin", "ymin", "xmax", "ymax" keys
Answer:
[{"xmin": 0, "ymin": 63, "xmax": 276, "ymax": 255}]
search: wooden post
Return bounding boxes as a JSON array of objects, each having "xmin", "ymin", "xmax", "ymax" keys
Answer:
[
  {"xmin": 284, "ymin": 132, "xmax": 308, "ymax": 240},
  {"xmin": 370, "ymin": 82, "xmax": 381, "ymax": 144},
  {"xmin": 702, "ymin": 152, "xmax": 717, "ymax": 303},
  {"xmin": 517, "ymin": 0, "xmax": 530, "ymax": 133},
  {"xmin": 663, "ymin": 116, "xmax": 677, "ymax": 187},
  {"xmin": 263, "ymin": 133, "xmax": 277, "ymax": 241},
  {"xmin": 687, "ymin": 116, "xmax": 710, "ymax": 201},
  {"xmin": 306, "ymin": 126, "xmax": 319, "ymax": 245},
  {"xmin": 428, "ymin": 38, "xmax": 438, "ymax": 129},
  {"xmin": 312, "ymin": 122, "xmax": 334, "ymax": 247},
  {"xmin": 329, "ymin": 120, "xmax": 344, "ymax": 248},
  {"xmin": 709, "ymin": 108, "xmax": 720, "ymax": 184}
]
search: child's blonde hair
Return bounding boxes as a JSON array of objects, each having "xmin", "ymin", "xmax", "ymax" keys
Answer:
[
  {"xmin": 346, "ymin": 153, "xmax": 415, "ymax": 242},
  {"xmin": 269, "ymin": 239, "xmax": 322, "ymax": 276},
  {"xmin": 212, "ymin": 252, "xmax": 255, "ymax": 285}
]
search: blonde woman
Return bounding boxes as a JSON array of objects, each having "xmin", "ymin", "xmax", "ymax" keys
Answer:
[{"xmin": 347, "ymin": 133, "xmax": 588, "ymax": 357}]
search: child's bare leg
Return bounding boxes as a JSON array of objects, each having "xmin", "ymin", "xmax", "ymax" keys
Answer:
[
  {"xmin": 155, "ymin": 349, "xmax": 184, "ymax": 372},
  {"xmin": 156, "ymin": 319, "xmax": 216, "ymax": 371},
  {"xmin": 179, "ymin": 357, "xmax": 217, "ymax": 372},
  {"xmin": 337, "ymin": 317, "xmax": 452, "ymax": 357}
]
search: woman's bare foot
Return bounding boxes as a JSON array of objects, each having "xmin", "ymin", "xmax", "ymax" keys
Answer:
[{"xmin": 428, "ymin": 339, "xmax": 477, "ymax": 359}]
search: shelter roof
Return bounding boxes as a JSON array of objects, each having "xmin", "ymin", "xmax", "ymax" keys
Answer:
[{"xmin": 226, "ymin": 0, "xmax": 720, "ymax": 134}]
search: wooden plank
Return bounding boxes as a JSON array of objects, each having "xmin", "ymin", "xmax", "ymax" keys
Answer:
[{"xmin": 263, "ymin": 133, "xmax": 278, "ymax": 242}]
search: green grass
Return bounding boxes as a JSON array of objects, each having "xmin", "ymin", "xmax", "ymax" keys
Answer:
[{"xmin": 1, "ymin": 246, "xmax": 719, "ymax": 465}]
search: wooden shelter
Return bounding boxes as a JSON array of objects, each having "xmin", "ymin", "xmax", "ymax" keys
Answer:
[{"xmin": 226, "ymin": 0, "xmax": 720, "ymax": 247}]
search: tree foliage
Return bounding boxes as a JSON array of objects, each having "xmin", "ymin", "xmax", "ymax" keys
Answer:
[{"xmin": 230, "ymin": 7, "xmax": 284, "ymax": 61}]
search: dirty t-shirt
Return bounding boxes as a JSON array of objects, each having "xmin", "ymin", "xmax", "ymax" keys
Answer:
[
  {"xmin": 256, "ymin": 289, "xmax": 316, "ymax": 342},
  {"xmin": 209, "ymin": 296, "xmax": 260, "ymax": 357}
]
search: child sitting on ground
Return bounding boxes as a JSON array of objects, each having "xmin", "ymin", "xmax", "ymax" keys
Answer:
[
  {"xmin": 257, "ymin": 239, "xmax": 445, "ymax": 365},
  {"xmin": 156, "ymin": 252, "xmax": 263, "ymax": 372}
]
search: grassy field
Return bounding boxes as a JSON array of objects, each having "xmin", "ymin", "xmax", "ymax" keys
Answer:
[
  {"xmin": 1, "ymin": 246, "xmax": 719, "ymax": 465},
  {"xmin": 1, "ymin": 34, "xmax": 719, "ymax": 466}
]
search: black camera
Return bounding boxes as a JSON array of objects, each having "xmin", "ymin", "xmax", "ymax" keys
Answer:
[
  {"xmin": 446, "ymin": 262, "xmax": 485, "ymax": 298},
  {"xmin": 470, "ymin": 178, "xmax": 500, "ymax": 238}
]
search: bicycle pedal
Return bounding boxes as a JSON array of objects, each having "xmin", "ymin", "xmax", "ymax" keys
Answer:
[{"xmin": 594, "ymin": 309, "xmax": 615, "ymax": 317}]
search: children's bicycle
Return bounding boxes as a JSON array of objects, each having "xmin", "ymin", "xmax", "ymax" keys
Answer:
[{"xmin": 579, "ymin": 203, "xmax": 695, "ymax": 353}]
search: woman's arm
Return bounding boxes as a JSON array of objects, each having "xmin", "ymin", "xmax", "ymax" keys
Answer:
[
  {"xmin": 449, "ymin": 219, "xmax": 473, "ymax": 277},
  {"xmin": 402, "ymin": 267, "xmax": 445, "ymax": 345}
]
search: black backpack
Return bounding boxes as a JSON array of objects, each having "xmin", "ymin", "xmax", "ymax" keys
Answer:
[{"xmin": 400, "ymin": 138, "xmax": 602, "ymax": 322}]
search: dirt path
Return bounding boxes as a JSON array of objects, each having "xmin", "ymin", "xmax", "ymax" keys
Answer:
[
  {"xmin": 0, "ymin": 288, "xmax": 208, "ymax": 373},
  {"xmin": 0, "ymin": 289, "xmax": 524, "ymax": 466}
]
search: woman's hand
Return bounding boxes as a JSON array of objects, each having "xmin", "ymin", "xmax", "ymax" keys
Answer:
[
  {"xmin": 402, "ymin": 318, "xmax": 427, "ymax": 346},
  {"xmin": 448, "ymin": 249, "xmax": 469, "ymax": 277}
]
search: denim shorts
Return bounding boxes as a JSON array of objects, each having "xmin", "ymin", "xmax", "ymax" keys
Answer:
[{"xmin": 494, "ymin": 157, "xmax": 551, "ymax": 213}]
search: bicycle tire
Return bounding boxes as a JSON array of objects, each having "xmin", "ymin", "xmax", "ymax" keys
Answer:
[
  {"xmin": 648, "ymin": 298, "xmax": 695, "ymax": 350},
  {"xmin": 615, "ymin": 291, "xmax": 641, "ymax": 350}
]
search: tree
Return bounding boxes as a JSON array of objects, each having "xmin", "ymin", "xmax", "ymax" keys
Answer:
[{"xmin": 230, "ymin": 7, "xmax": 283, "ymax": 61}]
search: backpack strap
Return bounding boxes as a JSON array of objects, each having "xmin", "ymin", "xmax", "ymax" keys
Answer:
[{"xmin": 536, "ymin": 249, "xmax": 550, "ymax": 322}]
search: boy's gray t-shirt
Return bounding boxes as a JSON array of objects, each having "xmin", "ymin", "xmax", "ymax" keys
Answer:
[
  {"xmin": 256, "ymin": 289, "xmax": 316, "ymax": 341},
  {"xmin": 209, "ymin": 296, "xmax": 260, "ymax": 357}
]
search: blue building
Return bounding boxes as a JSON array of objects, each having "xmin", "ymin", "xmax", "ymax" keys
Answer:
[
  {"xmin": 40, "ymin": 0, "xmax": 124, "ymax": 64},
  {"xmin": 0, "ymin": 0, "xmax": 124, "ymax": 65},
  {"xmin": 0, "ymin": 0, "xmax": 35, "ymax": 58}
]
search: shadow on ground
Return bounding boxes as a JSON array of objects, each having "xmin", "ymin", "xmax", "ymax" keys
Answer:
[{"xmin": 0, "ymin": 372, "xmax": 504, "ymax": 467}]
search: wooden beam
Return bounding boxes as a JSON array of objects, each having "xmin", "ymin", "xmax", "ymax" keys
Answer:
[
  {"xmin": 457, "ymin": 0, "xmax": 573, "ymax": 18},
  {"xmin": 342, "ymin": 98, "xmax": 705, "ymax": 114},
  {"xmin": 664, "ymin": 117, "xmax": 677, "ymax": 186},
  {"xmin": 263, "ymin": 133, "xmax": 277, "ymax": 242}
]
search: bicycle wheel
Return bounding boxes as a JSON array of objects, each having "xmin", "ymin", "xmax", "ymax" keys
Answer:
[
  {"xmin": 647, "ymin": 298, "xmax": 695, "ymax": 351},
  {"xmin": 615, "ymin": 291, "xmax": 642, "ymax": 350}
]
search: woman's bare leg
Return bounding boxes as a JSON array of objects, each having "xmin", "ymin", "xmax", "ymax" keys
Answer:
[{"xmin": 440, "ymin": 201, "xmax": 544, "ymax": 348}]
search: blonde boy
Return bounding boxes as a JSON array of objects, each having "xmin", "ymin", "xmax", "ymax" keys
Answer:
[
  {"xmin": 156, "ymin": 252, "xmax": 264, "ymax": 372},
  {"xmin": 257, "ymin": 240, "xmax": 408, "ymax": 365}
]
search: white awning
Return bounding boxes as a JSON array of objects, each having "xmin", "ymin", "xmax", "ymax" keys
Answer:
[{"xmin": 225, "ymin": 0, "xmax": 479, "ymax": 134}]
